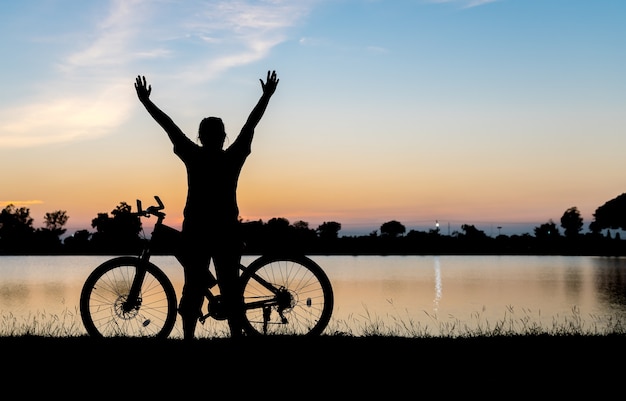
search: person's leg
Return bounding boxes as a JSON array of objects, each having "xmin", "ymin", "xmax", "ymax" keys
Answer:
[
  {"xmin": 176, "ymin": 232, "xmax": 212, "ymax": 341},
  {"xmin": 178, "ymin": 269, "xmax": 206, "ymax": 340},
  {"xmin": 214, "ymin": 252, "xmax": 243, "ymax": 337}
]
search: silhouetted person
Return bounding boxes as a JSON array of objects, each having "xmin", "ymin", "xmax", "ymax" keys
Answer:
[{"xmin": 134, "ymin": 70, "xmax": 279, "ymax": 339}]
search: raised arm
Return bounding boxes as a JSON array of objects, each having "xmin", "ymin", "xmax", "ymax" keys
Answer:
[
  {"xmin": 134, "ymin": 75, "xmax": 188, "ymax": 147},
  {"xmin": 236, "ymin": 70, "xmax": 279, "ymax": 148}
]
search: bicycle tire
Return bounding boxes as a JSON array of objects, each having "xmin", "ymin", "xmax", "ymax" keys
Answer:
[
  {"xmin": 80, "ymin": 256, "xmax": 178, "ymax": 339},
  {"xmin": 240, "ymin": 254, "xmax": 334, "ymax": 336}
]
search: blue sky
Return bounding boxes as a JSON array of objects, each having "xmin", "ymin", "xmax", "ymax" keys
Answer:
[{"xmin": 1, "ymin": 0, "xmax": 625, "ymax": 237}]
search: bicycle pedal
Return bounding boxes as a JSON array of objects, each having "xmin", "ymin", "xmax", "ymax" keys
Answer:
[{"xmin": 199, "ymin": 314, "xmax": 210, "ymax": 324}]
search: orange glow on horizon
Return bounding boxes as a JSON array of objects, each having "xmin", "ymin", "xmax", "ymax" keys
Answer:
[{"xmin": 0, "ymin": 200, "xmax": 44, "ymax": 206}]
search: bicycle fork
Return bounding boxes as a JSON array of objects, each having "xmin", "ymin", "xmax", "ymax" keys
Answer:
[{"xmin": 123, "ymin": 259, "xmax": 149, "ymax": 315}]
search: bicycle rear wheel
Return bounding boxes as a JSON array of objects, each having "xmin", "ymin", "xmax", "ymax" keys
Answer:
[
  {"xmin": 80, "ymin": 256, "xmax": 178, "ymax": 339},
  {"xmin": 240, "ymin": 255, "xmax": 333, "ymax": 336}
]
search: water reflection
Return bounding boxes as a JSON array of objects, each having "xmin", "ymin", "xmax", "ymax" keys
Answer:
[
  {"xmin": 0, "ymin": 283, "xmax": 30, "ymax": 308},
  {"xmin": 433, "ymin": 256, "xmax": 442, "ymax": 313},
  {"xmin": 0, "ymin": 255, "xmax": 625, "ymax": 336},
  {"xmin": 592, "ymin": 257, "xmax": 626, "ymax": 311},
  {"xmin": 320, "ymin": 255, "xmax": 626, "ymax": 334}
]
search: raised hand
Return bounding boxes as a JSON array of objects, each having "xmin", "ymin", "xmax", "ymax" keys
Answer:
[
  {"xmin": 260, "ymin": 70, "xmax": 279, "ymax": 97},
  {"xmin": 134, "ymin": 75, "xmax": 152, "ymax": 102}
]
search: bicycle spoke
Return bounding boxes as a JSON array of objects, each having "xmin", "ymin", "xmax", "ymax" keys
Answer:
[
  {"xmin": 80, "ymin": 257, "xmax": 177, "ymax": 339},
  {"xmin": 241, "ymin": 256, "xmax": 333, "ymax": 336}
]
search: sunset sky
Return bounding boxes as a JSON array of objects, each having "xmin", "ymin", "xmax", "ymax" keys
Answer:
[{"xmin": 1, "ymin": 0, "xmax": 625, "ymax": 237}]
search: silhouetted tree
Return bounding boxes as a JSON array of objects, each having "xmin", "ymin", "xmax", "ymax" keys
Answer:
[
  {"xmin": 43, "ymin": 210, "xmax": 69, "ymax": 235},
  {"xmin": 590, "ymin": 193, "xmax": 626, "ymax": 233},
  {"xmin": 460, "ymin": 224, "xmax": 488, "ymax": 240},
  {"xmin": 90, "ymin": 202, "xmax": 142, "ymax": 253},
  {"xmin": 266, "ymin": 217, "xmax": 290, "ymax": 236},
  {"xmin": 560, "ymin": 206, "xmax": 583, "ymax": 238},
  {"xmin": 534, "ymin": 220, "xmax": 561, "ymax": 240},
  {"xmin": 317, "ymin": 221, "xmax": 341, "ymax": 240},
  {"xmin": 292, "ymin": 220, "xmax": 309, "ymax": 231},
  {"xmin": 380, "ymin": 220, "xmax": 406, "ymax": 237},
  {"xmin": 291, "ymin": 220, "xmax": 317, "ymax": 242},
  {"xmin": 91, "ymin": 213, "xmax": 106, "ymax": 231},
  {"xmin": 31, "ymin": 210, "xmax": 69, "ymax": 253},
  {"xmin": 64, "ymin": 229, "xmax": 92, "ymax": 252},
  {"xmin": 261, "ymin": 217, "xmax": 291, "ymax": 248},
  {"xmin": 0, "ymin": 204, "xmax": 35, "ymax": 253}
]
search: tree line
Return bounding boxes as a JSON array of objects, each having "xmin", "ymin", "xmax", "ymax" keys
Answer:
[{"xmin": 2, "ymin": 193, "xmax": 626, "ymax": 256}]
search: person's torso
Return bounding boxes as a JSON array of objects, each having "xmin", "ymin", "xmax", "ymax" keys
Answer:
[{"xmin": 176, "ymin": 143, "xmax": 249, "ymax": 225}]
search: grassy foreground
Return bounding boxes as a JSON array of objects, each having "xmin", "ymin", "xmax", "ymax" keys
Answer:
[
  {"xmin": 2, "ymin": 333, "xmax": 625, "ymax": 397},
  {"xmin": 2, "ymin": 308, "xmax": 625, "ymax": 398},
  {"xmin": 0, "ymin": 311, "xmax": 626, "ymax": 400}
]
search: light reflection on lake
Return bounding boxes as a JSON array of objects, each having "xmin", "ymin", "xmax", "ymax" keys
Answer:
[{"xmin": 1, "ymin": 255, "xmax": 625, "ymax": 337}]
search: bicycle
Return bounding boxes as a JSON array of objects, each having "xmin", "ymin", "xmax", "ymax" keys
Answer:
[{"xmin": 79, "ymin": 196, "xmax": 334, "ymax": 339}]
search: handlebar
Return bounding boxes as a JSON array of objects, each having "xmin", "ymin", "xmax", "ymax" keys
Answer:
[{"xmin": 136, "ymin": 195, "xmax": 166, "ymax": 219}]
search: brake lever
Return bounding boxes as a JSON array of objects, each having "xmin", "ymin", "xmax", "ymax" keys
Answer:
[
  {"xmin": 155, "ymin": 195, "xmax": 164, "ymax": 210},
  {"xmin": 136, "ymin": 199, "xmax": 143, "ymax": 214}
]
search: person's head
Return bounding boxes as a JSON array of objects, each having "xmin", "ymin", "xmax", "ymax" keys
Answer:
[{"xmin": 198, "ymin": 117, "xmax": 226, "ymax": 149}]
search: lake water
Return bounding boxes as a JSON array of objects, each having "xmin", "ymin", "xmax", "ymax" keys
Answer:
[{"xmin": 1, "ymin": 254, "xmax": 625, "ymax": 338}]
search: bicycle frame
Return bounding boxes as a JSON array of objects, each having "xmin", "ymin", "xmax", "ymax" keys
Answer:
[
  {"xmin": 198, "ymin": 261, "xmax": 290, "ymax": 324},
  {"xmin": 80, "ymin": 195, "xmax": 333, "ymax": 338},
  {"xmin": 122, "ymin": 197, "xmax": 167, "ymax": 315},
  {"xmin": 133, "ymin": 196, "xmax": 286, "ymax": 324}
]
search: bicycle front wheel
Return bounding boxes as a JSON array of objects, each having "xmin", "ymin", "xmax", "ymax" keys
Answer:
[
  {"xmin": 240, "ymin": 255, "xmax": 334, "ymax": 336},
  {"xmin": 80, "ymin": 256, "xmax": 178, "ymax": 339}
]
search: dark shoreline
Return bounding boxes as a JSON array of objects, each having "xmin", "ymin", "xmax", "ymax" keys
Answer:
[{"xmin": 4, "ymin": 334, "xmax": 624, "ymax": 396}]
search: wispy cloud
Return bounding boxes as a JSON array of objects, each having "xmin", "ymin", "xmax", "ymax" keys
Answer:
[
  {"xmin": 464, "ymin": 0, "xmax": 499, "ymax": 8},
  {"xmin": 366, "ymin": 45, "xmax": 389, "ymax": 54},
  {"xmin": 0, "ymin": 0, "xmax": 316, "ymax": 149},
  {"xmin": 169, "ymin": 1, "xmax": 314, "ymax": 83},
  {"xmin": 60, "ymin": 0, "xmax": 144, "ymax": 71},
  {"xmin": 0, "ymin": 83, "xmax": 131, "ymax": 148},
  {"xmin": 428, "ymin": 0, "xmax": 500, "ymax": 8}
]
